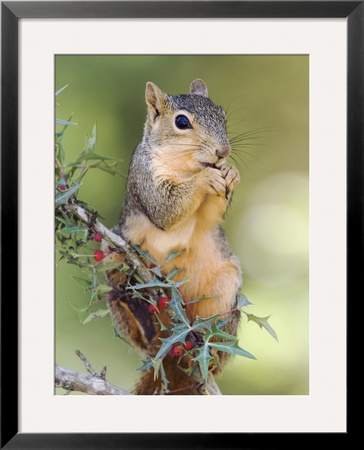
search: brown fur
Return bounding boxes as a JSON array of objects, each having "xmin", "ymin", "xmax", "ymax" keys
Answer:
[{"xmin": 104, "ymin": 80, "xmax": 242, "ymax": 394}]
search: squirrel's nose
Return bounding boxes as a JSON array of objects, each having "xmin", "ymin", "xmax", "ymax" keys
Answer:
[{"xmin": 216, "ymin": 143, "xmax": 231, "ymax": 159}]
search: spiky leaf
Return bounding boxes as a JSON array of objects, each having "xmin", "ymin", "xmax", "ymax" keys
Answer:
[
  {"xmin": 245, "ymin": 313, "xmax": 278, "ymax": 342},
  {"xmin": 153, "ymin": 323, "xmax": 190, "ymax": 361},
  {"xmin": 82, "ymin": 308, "xmax": 110, "ymax": 324},
  {"xmin": 208, "ymin": 322, "xmax": 238, "ymax": 341},
  {"xmin": 71, "ymin": 276, "xmax": 92, "ymax": 289},
  {"xmin": 192, "ymin": 343, "xmax": 215, "ymax": 381},
  {"xmin": 190, "ymin": 314, "xmax": 220, "ymax": 334},
  {"xmin": 208, "ymin": 340, "xmax": 256, "ymax": 359},
  {"xmin": 128, "ymin": 279, "xmax": 173, "ymax": 291},
  {"xmin": 161, "ymin": 249, "xmax": 185, "ymax": 266},
  {"xmin": 55, "ymin": 84, "xmax": 69, "ymax": 97},
  {"xmin": 134, "ymin": 246, "xmax": 158, "ymax": 265},
  {"xmin": 168, "ymin": 285, "xmax": 190, "ymax": 328},
  {"xmin": 84, "ymin": 123, "xmax": 97, "ymax": 152},
  {"xmin": 55, "ymin": 183, "xmax": 82, "ymax": 206},
  {"xmin": 137, "ymin": 357, "xmax": 154, "ymax": 372},
  {"xmin": 237, "ymin": 293, "xmax": 253, "ymax": 308}
]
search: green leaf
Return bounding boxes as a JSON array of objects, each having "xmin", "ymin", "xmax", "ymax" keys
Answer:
[
  {"xmin": 84, "ymin": 123, "xmax": 97, "ymax": 152},
  {"xmin": 157, "ymin": 360, "xmax": 169, "ymax": 390},
  {"xmin": 137, "ymin": 357, "xmax": 155, "ymax": 373},
  {"xmin": 56, "ymin": 118, "xmax": 78, "ymax": 126},
  {"xmin": 166, "ymin": 267, "xmax": 181, "ymax": 279},
  {"xmin": 90, "ymin": 160, "xmax": 123, "ymax": 177},
  {"xmin": 82, "ymin": 308, "xmax": 110, "ymax": 324},
  {"xmin": 161, "ymin": 249, "xmax": 185, "ymax": 266},
  {"xmin": 134, "ymin": 246, "xmax": 159, "ymax": 265},
  {"xmin": 130, "ymin": 290, "xmax": 151, "ymax": 302},
  {"xmin": 237, "ymin": 293, "xmax": 253, "ymax": 308},
  {"xmin": 58, "ymin": 226, "xmax": 87, "ymax": 236},
  {"xmin": 192, "ymin": 343, "xmax": 215, "ymax": 381},
  {"xmin": 150, "ymin": 266, "xmax": 163, "ymax": 277},
  {"xmin": 208, "ymin": 322, "xmax": 238, "ymax": 341},
  {"xmin": 245, "ymin": 313, "xmax": 279, "ymax": 342},
  {"xmin": 154, "ymin": 312, "xmax": 172, "ymax": 332},
  {"xmin": 55, "ymin": 183, "xmax": 82, "ymax": 206},
  {"xmin": 67, "ymin": 301, "xmax": 90, "ymax": 314},
  {"xmin": 111, "ymin": 325, "xmax": 132, "ymax": 346},
  {"xmin": 216, "ymin": 316, "xmax": 233, "ymax": 330},
  {"xmin": 71, "ymin": 276, "xmax": 92, "ymax": 289},
  {"xmin": 96, "ymin": 284, "xmax": 112, "ymax": 296},
  {"xmin": 208, "ymin": 340, "xmax": 256, "ymax": 360},
  {"xmin": 168, "ymin": 285, "xmax": 190, "ymax": 328},
  {"xmin": 55, "ymin": 84, "xmax": 69, "ymax": 96},
  {"xmin": 190, "ymin": 314, "xmax": 220, "ymax": 334},
  {"xmin": 188, "ymin": 294, "xmax": 215, "ymax": 305},
  {"xmin": 72, "ymin": 152, "xmax": 121, "ymax": 163},
  {"xmin": 128, "ymin": 279, "xmax": 172, "ymax": 291},
  {"xmin": 153, "ymin": 323, "xmax": 190, "ymax": 361},
  {"xmin": 151, "ymin": 358, "xmax": 166, "ymax": 382},
  {"xmin": 56, "ymin": 142, "xmax": 66, "ymax": 166}
]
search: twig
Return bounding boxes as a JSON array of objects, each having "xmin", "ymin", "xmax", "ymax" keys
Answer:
[
  {"xmin": 64, "ymin": 201, "xmax": 154, "ymax": 284},
  {"xmin": 75, "ymin": 349, "xmax": 105, "ymax": 378},
  {"xmin": 205, "ymin": 373, "xmax": 223, "ymax": 395},
  {"xmin": 55, "ymin": 364, "xmax": 221, "ymax": 396},
  {"xmin": 55, "ymin": 364, "xmax": 133, "ymax": 395}
]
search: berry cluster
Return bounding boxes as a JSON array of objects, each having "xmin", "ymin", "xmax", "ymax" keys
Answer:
[
  {"xmin": 170, "ymin": 341, "xmax": 194, "ymax": 357},
  {"xmin": 147, "ymin": 296, "xmax": 170, "ymax": 313},
  {"xmin": 92, "ymin": 234, "xmax": 104, "ymax": 261},
  {"xmin": 92, "ymin": 241, "xmax": 196, "ymax": 361},
  {"xmin": 148, "ymin": 296, "xmax": 195, "ymax": 357}
]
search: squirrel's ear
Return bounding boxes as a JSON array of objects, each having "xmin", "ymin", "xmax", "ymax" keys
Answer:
[
  {"xmin": 145, "ymin": 82, "xmax": 166, "ymax": 120},
  {"xmin": 190, "ymin": 79, "xmax": 208, "ymax": 98}
]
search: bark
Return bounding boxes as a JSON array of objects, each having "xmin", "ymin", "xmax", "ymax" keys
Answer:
[
  {"xmin": 55, "ymin": 364, "xmax": 133, "ymax": 395},
  {"xmin": 55, "ymin": 364, "xmax": 222, "ymax": 395}
]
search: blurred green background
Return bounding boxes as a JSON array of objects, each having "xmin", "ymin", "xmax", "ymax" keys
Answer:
[{"xmin": 55, "ymin": 55, "xmax": 309, "ymax": 395}]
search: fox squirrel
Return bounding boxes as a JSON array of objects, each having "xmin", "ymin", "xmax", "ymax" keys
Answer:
[{"xmin": 103, "ymin": 79, "xmax": 242, "ymax": 394}]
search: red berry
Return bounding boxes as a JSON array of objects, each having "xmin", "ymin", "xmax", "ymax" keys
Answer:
[
  {"xmin": 170, "ymin": 345, "xmax": 184, "ymax": 357},
  {"xmin": 94, "ymin": 233, "xmax": 102, "ymax": 242},
  {"xmin": 158, "ymin": 297, "xmax": 169, "ymax": 309},
  {"xmin": 93, "ymin": 250, "xmax": 104, "ymax": 262},
  {"xmin": 148, "ymin": 304, "xmax": 157, "ymax": 313},
  {"xmin": 183, "ymin": 341, "xmax": 194, "ymax": 351}
]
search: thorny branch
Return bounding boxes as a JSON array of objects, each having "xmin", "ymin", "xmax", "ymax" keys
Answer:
[
  {"xmin": 56, "ymin": 202, "xmax": 223, "ymax": 396},
  {"xmin": 55, "ymin": 350, "xmax": 132, "ymax": 395},
  {"xmin": 64, "ymin": 201, "xmax": 154, "ymax": 284},
  {"xmin": 55, "ymin": 365, "xmax": 133, "ymax": 396}
]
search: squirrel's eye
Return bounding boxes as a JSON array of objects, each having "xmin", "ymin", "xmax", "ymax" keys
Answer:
[{"xmin": 175, "ymin": 115, "xmax": 191, "ymax": 130}]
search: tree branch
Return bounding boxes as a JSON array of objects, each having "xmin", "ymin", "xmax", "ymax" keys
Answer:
[
  {"xmin": 64, "ymin": 201, "xmax": 154, "ymax": 284},
  {"xmin": 55, "ymin": 364, "xmax": 222, "ymax": 395},
  {"xmin": 205, "ymin": 374, "xmax": 222, "ymax": 395},
  {"xmin": 55, "ymin": 364, "xmax": 133, "ymax": 395},
  {"xmin": 60, "ymin": 202, "xmax": 223, "ymax": 396}
]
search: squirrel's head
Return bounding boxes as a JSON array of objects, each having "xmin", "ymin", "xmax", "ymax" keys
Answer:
[{"xmin": 143, "ymin": 80, "xmax": 231, "ymax": 173}]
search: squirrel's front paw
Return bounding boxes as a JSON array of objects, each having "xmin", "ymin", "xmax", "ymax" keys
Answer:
[
  {"xmin": 202, "ymin": 166, "xmax": 227, "ymax": 197},
  {"xmin": 219, "ymin": 164, "xmax": 240, "ymax": 197}
]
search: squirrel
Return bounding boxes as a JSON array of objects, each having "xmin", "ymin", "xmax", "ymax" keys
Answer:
[{"xmin": 103, "ymin": 79, "xmax": 242, "ymax": 395}]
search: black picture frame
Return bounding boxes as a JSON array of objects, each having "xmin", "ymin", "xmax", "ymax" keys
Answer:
[{"xmin": 1, "ymin": 1, "xmax": 358, "ymax": 448}]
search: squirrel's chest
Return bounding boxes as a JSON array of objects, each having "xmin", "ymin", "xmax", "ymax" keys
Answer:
[{"xmin": 126, "ymin": 213, "xmax": 197, "ymax": 258}]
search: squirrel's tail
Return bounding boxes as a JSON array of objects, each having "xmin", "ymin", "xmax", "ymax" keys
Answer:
[{"xmin": 133, "ymin": 354, "xmax": 201, "ymax": 395}]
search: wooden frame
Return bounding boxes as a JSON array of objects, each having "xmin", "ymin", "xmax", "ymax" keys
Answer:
[{"xmin": 1, "ymin": 1, "xmax": 358, "ymax": 447}]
